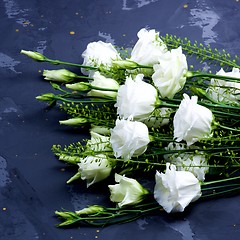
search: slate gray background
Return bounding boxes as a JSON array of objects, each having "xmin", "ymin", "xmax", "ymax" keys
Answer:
[{"xmin": 1, "ymin": 0, "xmax": 240, "ymax": 239}]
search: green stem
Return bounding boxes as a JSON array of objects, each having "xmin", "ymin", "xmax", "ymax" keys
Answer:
[
  {"xmin": 54, "ymin": 95, "xmax": 115, "ymax": 104},
  {"xmin": 90, "ymin": 86, "xmax": 118, "ymax": 92},
  {"xmin": 201, "ymin": 186, "xmax": 240, "ymax": 198},
  {"xmin": 188, "ymin": 71, "xmax": 240, "ymax": 83},
  {"xmin": 215, "ymin": 122, "xmax": 240, "ymax": 132},
  {"xmin": 45, "ymin": 58, "xmax": 98, "ymax": 70},
  {"xmin": 162, "ymin": 35, "xmax": 240, "ymax": 69},
  {"xmin": 202, "ymin": 175, "xmax": 240, "ymax": 186},
  {"xmin": 202, "ymin": 183, "xmax": 240, "ymax": 191}
]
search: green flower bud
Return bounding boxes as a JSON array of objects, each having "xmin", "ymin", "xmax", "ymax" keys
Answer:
[
  {"xmin": 36, "ymin": 93, "xmax": 55, "ymax": 104},
  {"xmin": 190, "ymin": 87, "xmax": 208, "ymax": 99},
  {"xmin": 59, "ymin": 117, "xmax": 88, "ymax": 126},
  {"xmin": 66, "ymin": 82, "xmax": 91, "ymax": 91},
  {"xmin": 90, "ymin": 125, "xmax": 111, "ymax": 135},
  {"xmin": 55, "ymin": 211, "xmax": 75, "ymax": 219},
  {"xmin": 20, "ymin": 50, "xmax": 46, "ymax": 61},
  {"xmin": 57, "ymin": 220, "xmax": 76, "ymax": 227},
  {"xmin": 75, "ymin": 205, "xmax": 104, "ymax": 216},
  {"xmin": 43, "ymin": 69, "xmax": 78, "ymax": 82},
  {"xmin": 112, "ymin": 60, "xmax": 139, "ymax": 70}
]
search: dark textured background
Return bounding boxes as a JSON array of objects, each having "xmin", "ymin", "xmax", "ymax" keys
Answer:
[{"xmin": 1, "ymin": 0, "xmax": 240, "ymax": 239}]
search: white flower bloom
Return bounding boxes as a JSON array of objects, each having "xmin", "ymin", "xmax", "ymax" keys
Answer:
[
  {"xmin": 87, "ymin": 71, "xmax": 119, "ymax": 99},
  {"xmin": 86, "ymin": 130, "xmax": 112, "ymax": 152},
  {"xmin": 109, "ymin": 173, "xmax": 149, "ymax": 208},
  {"xmin": 110, "ymin": 118, "xmax": 150, "ymax": 159},
  {"xmin": 206, "ymin": 68, "xmax": 240, "ymax": 105},
  {"xmin": 164, "ymin": 142, "xmax": 209, "ymax": 181},
  {"xmin": 129, "ymin": 28, "xmax": 167, "ymax": 67},
  {"xmin": 154, "ymin": 163, "xmax": 202, "ymax": 213},
  {"xmin": 174, "ymin": 94, "xmax": 213, "ymax": 146},
  {"xmin": 152, "ymin": 46, "xmax": 188, "ymax": 98},
  {"xmin": 81, "ymin": 41, "xmax": 121, "ymax": 76},
  {"xmin": 115, "ymin": 74, "xmax": 159, "ymax": 120},
  {"xmin": 78, "ymin": 154, "xmax": 112, "ymax": 187}
]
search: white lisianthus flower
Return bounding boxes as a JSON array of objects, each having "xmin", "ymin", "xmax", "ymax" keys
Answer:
[
  {"xmin": 206, "ymin": 68, "xmax": 240, "ymax": 105},
  {"xmin": 86, "ymin": 130, "xmax": 112, "ymax": 152},
  {"xmin": 81, "ymin": 41, "xmax": 121, "ymax": 76},
  {"xmin": 164, "ymin": 142, "xmax": 209, "ymax": 181},
  {"xmin": 129, "ymin": 28, "xmax": 167, "ymax": 67},
  {"xmin": 110, "ymin": 118, "xmax": 150, "ymax": 159},
  {"xmin": 87, "ymin": 71, "xmax": 120, "ymax": 99},
  {"xmin": 78, "ymin": 154, "xmax": 112, "ymax": 187},
  {"xmin": 154, "ymin": 163, "xmax": 202, "ymax": 213},
  {"xmin": 115, "ymin": 74, "xmax": 159, "ymax": 120},
  {"xmin": 174, "ymin": 94, "xmax": 214, "ymax": 146},
  {"xmin": 152, "ymin": 46, "xmax": 188, "ymax": 98},
  {"xmin": 109, "ymin": 173, "xmax": 149, "ymax": 208}
]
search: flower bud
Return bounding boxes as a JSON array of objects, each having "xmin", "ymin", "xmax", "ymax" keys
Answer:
[
  {"xmin": 109, "ymin": 173, "xmax": 149, "ymax": 208},
  {"xmin": 78, "ymin": 154, "xmax": 112, "ymax": 187},
  {"xmin": 87, "ymin": 71, "xmax": 119, "ymax": 99},
  {"xmin": 55, "ymin": 211, "xmax": 74, "ymax": 219},
  {"xmin": 36, "ymin": 93, "xmax": 55, "ymax": 103},
  {"xmin": 20, "ymin": 50, "xmax": 46, "ymax": 61},
  {"xmin": 66, "ymin": 82, "xmax": 91, "ymax": 91},
  {"xmin": 43, "ymin": 69, "xmax": 78, "ymax": 82},
  {"xmin": 112, "ymin": 60, "xmax": 139, "ymax": 69},
  {"xmin": 90, "ymin": 125, "xmax": 111, "ymax": 135},
  {"xmin": 59, "ymin": 117, "xmax": 88, "ymax": 126},
  {"xmin": 75, "ymin": 205, "xmax": 104, "ymax": 216}
]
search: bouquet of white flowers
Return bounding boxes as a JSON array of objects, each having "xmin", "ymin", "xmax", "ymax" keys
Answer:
[{"xmin": 21, "ymin": 28, "xmax": 240, "ymax": 227}]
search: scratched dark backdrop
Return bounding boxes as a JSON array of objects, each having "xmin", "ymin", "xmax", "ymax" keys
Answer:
[{"xmin": 1, "ymin": 0, "xmax": 240, "ymax": 239}]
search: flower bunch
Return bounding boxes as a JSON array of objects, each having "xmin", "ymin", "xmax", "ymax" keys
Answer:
[{"xmin": 21, "ymin": 28, "xmax": 240, "ymax": 227}]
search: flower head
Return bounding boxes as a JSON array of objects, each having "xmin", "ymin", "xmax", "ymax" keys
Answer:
[
  {"xmin": 81, "ymin": 41, "xmax": 121, "ymax": 76},
  {"xmin": 152, "ymin": 46, "xmax": 188, "ymax": 98},
  {"xmin": 129, "ymin": 28, "xmax": 167, "ymax": 67},
  {"xmin": 21, "ymin": 50, "xmax": 46, "ymax": 61},
  {"xmin": 110, "ymin": 118, "xmax": 150, "ymax": 159},
  {"xmin": 173, "ymin": 94, "xmax": 213, "ymax": 146},
  {"xmin": 154, "ymin": 163, "xmax": 202, "ymax": 213},
  {"xmin": 164, "ymin": 142, "xmax": 209, "ymax": 181},
  {"xmin": 109, "ymin": 173, "xmax": 149, "ymax": 208},
  {"xmin": 75, "ymin": 205, "xmax": 105, "ymax": 216},
  {"xmin": 59, "ymin": 117, "xmax": 88, "ymax": 126},
  {"xmin": 43, "ymin": 69, "xmax": 78, "ymax": 82},
  {"xmin": 87, "ymin": 71, "xmax": 119, "ymax": 99},
  {"xmin": 86, "ymin": 130, "xmax": 112, "ymax": 152},
  {"xmin": 66, "ymin": 82, "xmax": 90, "ymax": 91},
  {"xmin": 78, "ymin": 154, "xmax": 112, "ymax": 187},
  {"xmin": 35, "ymin": 93, "xmax": 56, "ymax": 105},
  {"xmin": 206, "ymin": 68, "xmax": 240, "ymax": 105},
  {"xmin": 115, "ymin": 74, "xmax": 159, "ymax": 120}
]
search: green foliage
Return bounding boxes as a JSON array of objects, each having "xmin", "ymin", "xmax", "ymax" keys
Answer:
[{"xmin": 162, "ymin": 34, "xmax": 240, "ymax": 70}]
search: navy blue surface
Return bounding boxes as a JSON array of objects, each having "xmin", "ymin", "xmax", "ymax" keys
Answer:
[{"xmin": 1, "ymin": 0, "xmax": 240, "ymax": 239}]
